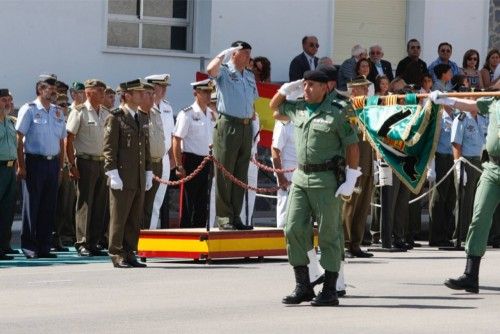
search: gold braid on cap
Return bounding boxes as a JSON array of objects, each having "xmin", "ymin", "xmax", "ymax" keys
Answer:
[
  {"xmin": 384, "ymin": 94, "xmax": 397, "ymax": 106},
  {"xmin": 352, "ymin": 96, "xmax": 366, "ymax": 110}
]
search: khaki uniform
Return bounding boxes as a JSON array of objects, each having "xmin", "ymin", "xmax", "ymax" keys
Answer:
[
  {"xmin": 279, "ymin": 95, "xmax": 358, "ymax": 272},
  {"xmin": 142, "ymin": 106, "xmax": 165, "ymax": 229},
  {"xmin": 103, "ymin": 106, "xmax": 151, "ymax": 263},
  {"xmin": 66, "ymin": 101, "xmax": 110, "ymax": 251}
]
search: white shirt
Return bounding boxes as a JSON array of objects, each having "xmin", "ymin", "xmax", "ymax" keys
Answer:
[
  {"xmin": 159, "ymin": 99, "xmax": 174, "ymax": 152},
  {"xmin": 272, "ymin": 121, "xmax": 296, "ymax": 168},
  {"xmin": 173, "ymin": 102, "xmax": 215, "ymax": 156}
]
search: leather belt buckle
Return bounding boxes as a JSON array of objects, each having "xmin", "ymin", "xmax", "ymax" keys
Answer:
[
  {"xmin": 7, "ymin": 160, "xmax": 15, "ymax": 167},
  {"xmin": 46, "ymin": 155, "xmax": 54, "ymax": 160},
  {"xmin": 243, "ymin": 118, "xmax": 250, "ymax": 125}
]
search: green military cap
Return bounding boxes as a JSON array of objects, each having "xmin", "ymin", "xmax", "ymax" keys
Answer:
[
  {"xmin": 0, "ymin": 89, "xmax": 9, "ymax": 97},
  {"xmin": 119, "ymin": 79, "xmax": 147, "ymax": 92},
  {"xmin": 104, "ymin": 86, "xmax": 116, "ymax": 94},
  {"xmin": 347, "ymin": 75, "xmax": 371, "ymax": 88},
  {"xmin": 303, "ymin": 69, "xmax": 329, "ymax": 83},
  {"xmin": 84, "ymin": 79, "xmax": 107, "ymax": 89},
  {"xmin": 71, "ymin": 81, "xmax": 85, "ymax": 91},
  {"xmin": 39, "ymin": 73, "xmax": 57, "ymax": 85},
  {"xmin": 145, "ymin": 73, "xmax": 171, "ymax": 86},
  {"xmin": 190, "ymin": 78, "xmax": 214, "ymax": 91}
]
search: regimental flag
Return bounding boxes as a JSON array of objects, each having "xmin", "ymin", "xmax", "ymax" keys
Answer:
[
  {"xmin": 355, "ymin": 96, "xmax": 441, "ymax": 194},
  {"xmin": 196, "ymin": 72, "xmax": 279, "ymax": 148}
]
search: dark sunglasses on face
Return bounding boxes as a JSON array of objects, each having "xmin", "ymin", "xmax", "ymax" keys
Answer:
[{"xmin": 309, "ymin": 43, "xmax": 319, "ymax": 48}]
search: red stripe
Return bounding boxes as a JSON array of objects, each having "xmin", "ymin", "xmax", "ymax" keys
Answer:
[
  {"xmin": 137, "ymin": 249, "xmax": 287, "ymax": 260},
  {"xmin": 138, "ymin": 251, "xmax": 206, "ymax": 259}
]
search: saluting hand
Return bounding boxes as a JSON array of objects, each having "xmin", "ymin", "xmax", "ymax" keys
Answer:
[{"xmin": 217, "ymin": 45, "xmax": 243, "ymax": 64}]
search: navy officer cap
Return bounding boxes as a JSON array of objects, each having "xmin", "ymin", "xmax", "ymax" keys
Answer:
[
  {"xmin": 303, "ymin": 70, "xmax": 329, "ymax": 83},
  {"xmin": 0, "ymin": 89, "xmax": 9, "ymax": 97},
  {"xmin": 231, "ymin": 40, "xmax": 252, "ymax": 50},
  {"xmin": 316, "ymin": 64, "xmax": 337, "ymax": 82}
]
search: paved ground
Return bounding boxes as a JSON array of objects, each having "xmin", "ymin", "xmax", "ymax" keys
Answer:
[{"xmin": 1, "ymin": 243, "xmax": 500, "ymax": 334}]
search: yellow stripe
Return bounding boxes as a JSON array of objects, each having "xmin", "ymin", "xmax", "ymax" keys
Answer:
[{"xmin": 138, "ymin": 238, "xmax": 208, "ymax": 252}]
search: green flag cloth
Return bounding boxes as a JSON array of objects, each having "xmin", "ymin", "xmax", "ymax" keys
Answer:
[{"xmin": 355, "ymin": 96, "xmax": 441, "ymax": 194}]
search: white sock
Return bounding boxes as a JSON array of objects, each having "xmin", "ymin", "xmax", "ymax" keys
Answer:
[
  {"xmin": 336, "ymin": 261, "xmax": 346, "ymax": 291},
  {"xmin": 307, "ymin": 249, "xmax": 324, "ymax": 283}
]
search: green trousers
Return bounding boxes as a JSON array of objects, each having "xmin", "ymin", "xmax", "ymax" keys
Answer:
[
  {"xmin": 465, "ymin": 162, "xmax": 500, "ymax": 257},
  {"xmin": 213, "ymin": 116, "xmax": 252, "ymax": 226},
  {"xmin": 285, "ymin": 184, "xmax": 343, "ymax": 272}
]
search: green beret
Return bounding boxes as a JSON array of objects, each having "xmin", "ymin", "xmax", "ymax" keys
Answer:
[{"xmin": 71, "ymin": 82, "xmax": 85, "ymax": 91}]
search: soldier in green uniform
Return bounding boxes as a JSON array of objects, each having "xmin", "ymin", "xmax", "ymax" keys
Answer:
[
  {"xmin": 430, "ymin": 91, "xmax": 500, "ymax": 293},
  {"xmin": 139, "ymin": 82, "xmax": 165, "ymax": 229},
  {"xmin": 103, "ymin": 79, "xmax": 152, "ymax": 268},
  {"xmin": 270, "ymin": 70, "xmax": 360, "ymax": 306},
  {"xmin": 0, "ymin": 88, "xmax": 17, "ymax": 260}
]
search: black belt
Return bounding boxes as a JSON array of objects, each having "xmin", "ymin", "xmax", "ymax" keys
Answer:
[
  {"xmin": 490, "ymin": 155, "xmax": 500, "ymax": 166},
  {"xmin": 219, "ymin": 113, "xmax": 251, "ymax": 125},
  {"xmin": 298, "ymin": 161, "xmax": 334, "ymax": 174},
  {"xmin": 77, "ymin": 153, "xmax": 105, "ymax": 162},
  {"xmin": 0, "ymin": 160, "xmax": 16, "ymax": 167},
  {"xmin": 26, "ymin": 153, "xmax": 59, "ymax": 161}
]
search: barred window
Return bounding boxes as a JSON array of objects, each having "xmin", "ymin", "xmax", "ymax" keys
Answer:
[{"xmin": 107, "ymin": 0, "xmax": 192, "ymax": 52}]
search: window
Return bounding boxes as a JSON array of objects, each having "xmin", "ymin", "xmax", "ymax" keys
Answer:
[{"xmin": 106, "ymin": 0, "xmax": 193, "ymax": 52}]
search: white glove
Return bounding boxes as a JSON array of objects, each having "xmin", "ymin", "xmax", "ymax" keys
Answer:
[
  {"xmin": 335, "ymin": 167, "xmax": 362, "ymax": 197},
  {"xmin": 454, "ymin": 159, "xmax": 467, "ymax": 186},
  {"xmin": 145, "ymin": 170, "xmax": 153, "ymax": 191},
  {"xmin": 372, "ymin": 160, "xmax": 380, "ymax": 186},
  {"xmin": 217, "ymin": 45, "xmax": 243, "ymax": 64},
  {"xmin": 378, "ymin": 161, "xmax": 393, "ymax": 186},
  {"xmin": 105, "ymin": 169, "xmax": 123, "ymax": 190},
  {"xmin": 426, "ymin": 159, "xmax": 436, "ymax": 183},
  {"xmin": 429, "ymin": 91, "xmax": 455, "ymax": 106},
  {"xmin": 278, "ymin": 79, "xmax": 304, "ymax": 96}
]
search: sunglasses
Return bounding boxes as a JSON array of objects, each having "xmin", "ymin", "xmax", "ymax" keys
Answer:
[
  {"xmin": 440, "ymin": 49, "xmax": 452, "ymax": 53},
  {"xmin": 309, "ymin": 43, "xmax": 319, "ymax": 48}
]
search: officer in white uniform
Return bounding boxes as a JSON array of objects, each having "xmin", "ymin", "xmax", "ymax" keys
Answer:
[
  {"xmin": 145, "ymin": 74, "xmax": 175, "ymax": 229},
  {"xmin": 173, "ymin": 79, "xmax": 216, "ymax": 227}
]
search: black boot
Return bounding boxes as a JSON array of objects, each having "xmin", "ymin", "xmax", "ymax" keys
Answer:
[
  {"xmin": 311, "ymin": 271, "xmax": 339, "ymax": 306},
  {"xmin": 282, "ymin": 266, "xmax": 315, "ymax": 304},
  {"xmin": 444, "ymin": 256, "xmax": 481, "ymax": 293}
]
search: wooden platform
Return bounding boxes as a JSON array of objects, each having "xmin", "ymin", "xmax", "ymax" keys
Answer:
[{"xmin": 138, "ymin": 227, "xmax": 317, "ymax": 261}]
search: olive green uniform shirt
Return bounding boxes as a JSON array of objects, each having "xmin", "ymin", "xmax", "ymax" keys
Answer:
[
  {"xmin": 0, "ymin": 116, "xmax": 17, "ymax": 160},
  {"xmin": 477, "ymin": 97, "xmax": 500, "ymax": 156},
  {"xmin": 279, "ymin": 95, "xmax": 358, "ymax": 188}
]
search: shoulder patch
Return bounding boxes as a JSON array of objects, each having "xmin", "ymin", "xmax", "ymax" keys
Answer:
[
  {"xmin": 331, "ymin": 99, "xmax": 348, "ymax": 110},
  {"xmin": 74, "ymin": 104, "xmax": 85, "ymax": 111}
]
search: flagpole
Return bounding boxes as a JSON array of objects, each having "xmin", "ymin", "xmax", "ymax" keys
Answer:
[{"xmin": 362, "ymin": 91, "xmax": 500, "ymax": 101}]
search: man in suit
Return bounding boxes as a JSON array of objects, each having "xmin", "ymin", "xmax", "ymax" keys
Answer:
[
  {"xmin": 289, "ymin": 36, "xmax": 320, "ymax": 81},
  {"xmin": 337, "ymin": 45, "xmax": 367, "ymax": 90},
  {"xmin": 367, "ymin": 44, "xmax": 394, "ymax": 83},
  {"xmin": 103, "ymin": 79, "xmax": 153, "ymax": 268}
]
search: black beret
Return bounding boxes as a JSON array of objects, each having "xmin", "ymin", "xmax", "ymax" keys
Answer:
[
  {"xmin": 56, "ymin": 81, "xmax": 69, "ymax": 90},
  {"xmin": 231, "ymin": 40, "xmax": 252, "ymax": 50},
  {"xmin": 0, "ymin": 89, "xmax": 10, "ymax": 97},
  {"xmin": 316, "ymin": 64, "xmax": 338, "ymax": 82},
  {"xmin": 303, "ymin": 70, "xmax": 329, "ymax": 83}
]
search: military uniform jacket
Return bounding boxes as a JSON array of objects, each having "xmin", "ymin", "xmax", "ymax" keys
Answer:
[
  {"xmin": 103, "ymin": 106, "xmax": 152, "ymax": 190},
  {"xmin": 477, "ymin": 97, "xmax": 500, "ymax": 157},
  {"xmin": 146, "ymin": 106, "xmax": 166, "ymax": 159},
  {"xmin": 279, "ymin": 95, "xmax": 359, "ymax": 188},
  {"xmin": 0, "ymin": 115, "xmax": 17, "ymax": 161}
]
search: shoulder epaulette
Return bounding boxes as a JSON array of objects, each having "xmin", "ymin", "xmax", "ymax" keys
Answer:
[
  {"xmin": 458, "ymin": 111, "xmax": 466, "ymax": 121},
  {"xmin": 180, "ymin": 106, "xmax": 193, "ymax": 113},
  {"xmin": 7, "ymin": 115, "xmax": 17, "ymax": 123},
  {"xmin": 100, "ymin": 105, "xmax": 110, "ymax": 112},
  {"xmin": 111, "ymin": 108, "xmax": 124, "ymax": 115},
  {"xmin": 74, "ymin": 104, "xmax": 85, "ymax": 111},
  {"xmin": 331, "ymin": 98, "xmax": 348, "ymax": 110},
  {"xmin": 28, "ymin": 102, "xmax": 36, "ymax": 107}
]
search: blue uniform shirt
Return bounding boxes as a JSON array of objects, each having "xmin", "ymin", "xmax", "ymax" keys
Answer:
[
  {"xmin": 0, "ymin": 116, "xmax": 17, "ymax": 160},
  {"xmin": 436, "ymin": 109, "xmax": 454, "ymax": 154},
  {"xmin": 214, "ymin": 61, "xmax": 258, "ymax": 118},
  {"xmin": 451, "ymin": 112, "xmax": 488, "ymax": 157},
  {"xmin": 15, "ymin": 99, "xmax": 66, "ymax": 156}
]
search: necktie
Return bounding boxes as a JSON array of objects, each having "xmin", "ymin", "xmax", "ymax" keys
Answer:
[
  {"xmin": 309, "ymin": 58, "xmax": 315, "ymax": 70},
  {"xmin": 134, "ymin": 113, "xmax": 139, "ymax": 127}
]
